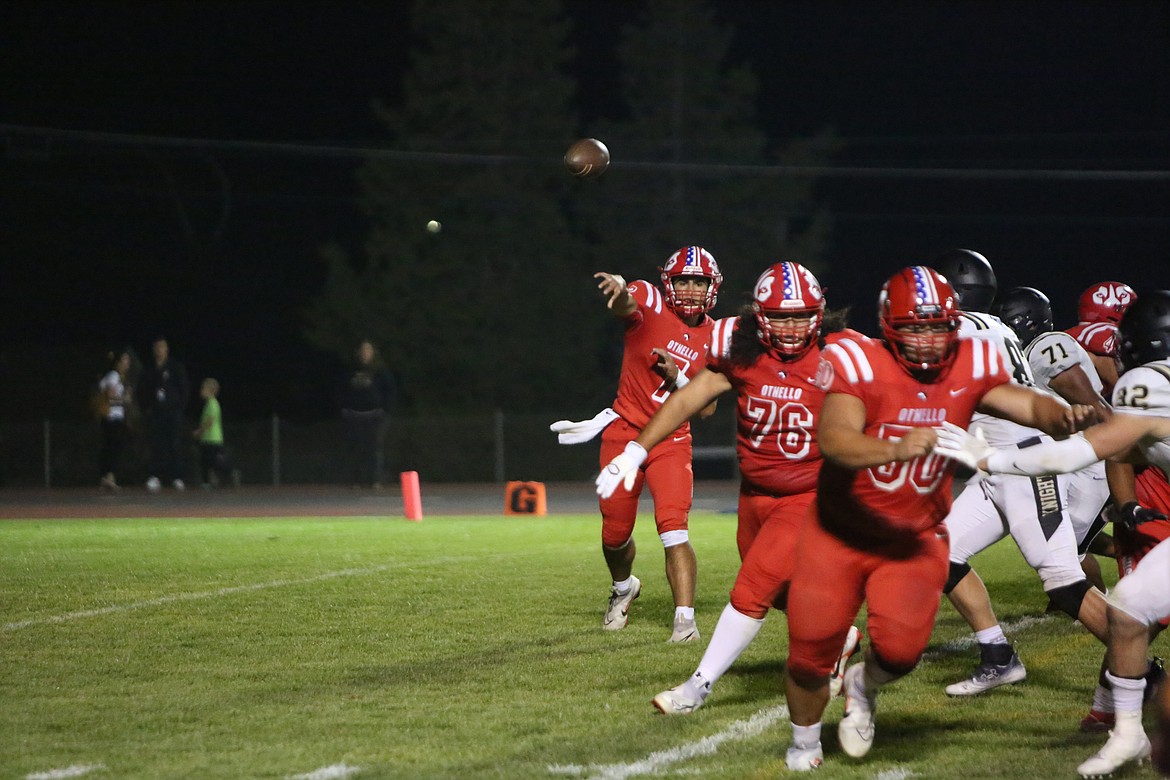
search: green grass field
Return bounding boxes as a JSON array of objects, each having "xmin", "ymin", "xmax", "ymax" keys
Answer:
[{"xmin": 0, "ymin": 510, "xmax": 1158, "ymax": 779}]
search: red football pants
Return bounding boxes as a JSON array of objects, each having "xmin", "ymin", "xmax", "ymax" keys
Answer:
[
  {"xmin": 729, "ymin": 490, "xmax": 815, "ymax": 618},
  {"xmin": 598, "ymin": 417, "xmax": 693, "ymax": 548},
  {"xmin": 786, "ymin": 509, "xmax": 950, "ymax": 679}
]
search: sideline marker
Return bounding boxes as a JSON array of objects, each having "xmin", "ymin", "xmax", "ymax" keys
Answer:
[
  {"xmin": 504, "ymin": 481, "xmax": 547, "ymax": 516},
  {"xmin": 401, "ymin": 471, "xmax": 423, "ymax": 521}
]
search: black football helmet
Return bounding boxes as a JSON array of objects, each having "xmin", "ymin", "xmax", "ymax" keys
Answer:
[
  {"xmin": 931, "ymin": 248, "xmax": 997, "ymax": 313},
  {"xmin": 995, "ymin": 287, "xmax": 1053, "ymax": 347},
  {"xmin": 1117, "ymin": 290, "xmax": 1170, "ymax": 372}
]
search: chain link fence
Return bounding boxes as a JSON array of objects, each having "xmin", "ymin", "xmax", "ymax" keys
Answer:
[{"xmin": 1, "ymin": 406, "xmax": 738, "ymax": 489}]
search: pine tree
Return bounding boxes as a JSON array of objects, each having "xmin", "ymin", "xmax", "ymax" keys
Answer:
[{"xmin": 304, "ymin": 0, "xmax": 601, "ymax": 412}]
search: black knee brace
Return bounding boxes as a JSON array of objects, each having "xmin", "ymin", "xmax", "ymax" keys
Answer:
[
  {"xmin": 944, "ymin": 562, "xmax": 971, "ymax": 594},
  {"xmin": 1046, "ymin": 579, "xmax": 1093, "ymax": 619}
]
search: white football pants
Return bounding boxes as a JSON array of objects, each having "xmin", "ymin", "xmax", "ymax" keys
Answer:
[
  {"xmin": 947, "ymin": 461, "xmax": 1108, "ymax": 592},
  {"xmin": 1111, "ymin": 535, "xmax": 1170, "ymax": 625}
]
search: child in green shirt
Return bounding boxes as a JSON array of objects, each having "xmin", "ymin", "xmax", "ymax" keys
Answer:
[{"xmin": 193, "ymin": 378, "xmax": 240, "ymax": 487}]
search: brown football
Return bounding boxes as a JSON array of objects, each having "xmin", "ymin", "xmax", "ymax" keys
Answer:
[{"xmin": 564, "ymin": 138, "xmax": 610, "ymax": 179}]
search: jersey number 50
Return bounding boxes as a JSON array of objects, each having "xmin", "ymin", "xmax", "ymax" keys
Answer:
[{"xmin": 869, "ymin": 423, "xmax": 946, "ymax": 494}]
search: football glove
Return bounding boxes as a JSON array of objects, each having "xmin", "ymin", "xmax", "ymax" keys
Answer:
[
  {"xmin": 1116, "ymin": 501, "xmax": 1168, "ymax": 530},
  {"xmin": 932, "ymin": 421, "xmax": 992, "ymax": 472},
  {"xmin": 595, "ymin": 441, "xmax": 648, "ymax": 499}
]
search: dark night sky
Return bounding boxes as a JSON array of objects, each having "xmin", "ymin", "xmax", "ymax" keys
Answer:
[{"xmin": 2, "ymin": 1, "xmax": 1169, "ymax": 418}]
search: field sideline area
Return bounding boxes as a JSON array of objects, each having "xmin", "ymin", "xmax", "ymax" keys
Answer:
[{"xmin": 0, "ymin": 483, "xmax": 1160, "ymax": 779}]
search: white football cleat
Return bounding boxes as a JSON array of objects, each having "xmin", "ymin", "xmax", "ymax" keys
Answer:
[
  {"xmin": 603, "ymin": 576, "xmax": 641, "ymax": 631},
  {"xmin": 652, "ymin": 675, "xmax": 710, "ymax": 715},
  {"xmin": 838, "ymin": 664, "xmax": 876, "ymax": 758},
  {"xmin": 829, "ymin": 625, "xmax": 863, "ymax": 698},
  {"xmin": 785, "ymin": 742, "xmax": 824, "ymax": 771},
  {"xmin": 1077, "ymin": 728, "xmax": 1151, "ymax": 778},
  {"xmin": 945, "ymin": 652, "xmax": 1026, "ymax": 696},
  {"xmin": 668, "ymin": 615, "xmax": 700, "ymax": 643},
  {"xmin": 146, "ymin": 476, "xmax": 161, "ymax": 493}
]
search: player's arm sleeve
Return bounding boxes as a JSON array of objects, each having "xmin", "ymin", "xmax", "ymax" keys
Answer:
[{"xmin": 984, "ymin": 434, "xmax": 1100, "ymax": 476}]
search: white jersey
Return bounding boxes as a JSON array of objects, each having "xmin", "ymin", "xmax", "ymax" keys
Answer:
[
  {"xmin": 98, "ymin": 369, "xmax": 127, "ymax": 422},
  {"xmin": 1025, "ymin": 330, "xmax": 1104, "ymax": 399},
  {"xmin": 1112, "ymin": 359, "xmax": 1170, "ymax": 479},
  {"xmin": 1025, "ymin": 329, "xmax": 1109, "ymax": 540},
  {"xmin": 958, "ymin": 311, "xmax": 1038, "ymax": 447}
]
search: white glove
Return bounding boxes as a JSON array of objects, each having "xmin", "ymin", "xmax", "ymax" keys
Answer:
[
  {"xmin": 932, "ymin": 421, "xmax": 992, "ymax": 472},
  {"xmin": 549, "ymin": 408, "xmax": 619, "ymax": 445},
  {"xmin": 595, "ymin": 441, "xmax": 648, "ymax": 498}
]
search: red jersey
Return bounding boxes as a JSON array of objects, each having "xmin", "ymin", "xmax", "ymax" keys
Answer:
[
  {"xmin": 814, "ymin": 334, "xmax": 1010, "ymax": 539},
  {"xmin": 1066, "ymin": 321, "xmax": 1119, "ymax": 358},
  {"xmin": 707, "ymin": 316, "xmax": 830, "ymax": 496},
  {"xmin": 610, "ymin": 280, "xmax": 714, "ymax": 432}
]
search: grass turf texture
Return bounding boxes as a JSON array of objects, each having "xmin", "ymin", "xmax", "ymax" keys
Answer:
[{"xmin": 0, "ymin": 511, "xmax": 1156, "ymax": 779}]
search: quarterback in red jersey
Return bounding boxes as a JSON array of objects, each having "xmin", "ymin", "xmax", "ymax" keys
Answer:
[
  {"xmin": 1067, "ymin": 281, "xmax": 1137, "ymax": 398},
  {"xmin": 589, "ymin": 246, "xmax": 721, "ymax": 643},
  {"xmin": 781, "ymin": 266, "xmax": 1096, "ymax": 771},
  {"xmin": 597, "ymin": 262, "xmax": 862, "ymax": 713}
]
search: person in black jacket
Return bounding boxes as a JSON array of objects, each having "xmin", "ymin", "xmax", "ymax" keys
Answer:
[
  {"xmin": 138, "ymin": 336, "xmax": 190, "ymax": 491},
  {"xmin": 339, "ymin": 339, "xmax": 397, "ymax": 488}
]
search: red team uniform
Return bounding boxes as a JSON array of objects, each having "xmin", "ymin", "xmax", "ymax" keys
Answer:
[
  {"xmin": 708, "ymin": 316, "xmax": 826, "ymax": 557},
  {"xmin": 786, "ymin": 329, "xmax": 1010, "ymax": 675},
  {"xmin": 707, "ymin": 316, "xmax": 827, "ymax": 617},
  {"xmin": 600, "ymin": 278, "xmax": 715, "ymax": 548}
]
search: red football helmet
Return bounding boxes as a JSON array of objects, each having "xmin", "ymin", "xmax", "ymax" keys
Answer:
[
  {"xmin": 752, "ymin": 262, "xmax": 825, "ymax": 358},
  {"xmin": 660, "ymin": 246, "xmax": 723, "ymax": 317},
  {"xmin": 879, "ymin": 266, "xmax": 961, "ymax": 375},
  {"xmin": 1078, "ymin": 281, "xmax": 1137, "ymax": 325}
]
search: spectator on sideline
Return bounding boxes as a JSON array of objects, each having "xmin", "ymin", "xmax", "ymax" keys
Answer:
[
  {"xmin": 338, "ymin": 339, "xmax": 396, "ymax": 489},
  {"xmin": 566, "ymin": 246, "xmax": 721, "ymax": 644},
  {"xmin": 192, "ymin": 378, "xmax": 240, "ymax": 488},
  {"xmin": 97, "ymin": 348, "xmax": 135, "ymax": 491},
  {"xmin": 138, "ymin": 336, "xmax": 189, "ymax": 491}
]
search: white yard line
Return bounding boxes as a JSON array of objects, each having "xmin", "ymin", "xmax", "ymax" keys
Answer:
[
  {"xmin": 925, "ymin": 614, "xmax": 1053, "ymax": 659},
  {"xmin": 547, "ymin": 705, "xmax": 789, "ymax": 780},
  {"xmin": 875, "ymin": 769, "xmax": 917, "ymax": 780},
  {"xmin": 2, "ymin": 566, "xmax": 392, "ymax": 632},
  {"xmin": 287, "ymin": 763, "xmax": 362, "ymax": 780},
  {"xmin": 546, "ymin": 614, "xmax": 1055, "ymax": 778},
  {"xmin": 3, "ymin": 550, "xmax": 558, "ymax": 634},
  {"xmin": 25, "ymin": 764, "xmax": 105, "ymax": 779}
]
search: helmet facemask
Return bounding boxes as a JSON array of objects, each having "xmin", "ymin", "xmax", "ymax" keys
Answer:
[
  {"xmin": 880, "ymin": 266, "xmax": 961, "ymax": 378},
  {"xmin": 661, "ymin": 246, "xmax": 722, "ymax": 317},
  {"xmin": 751, "ymin": 261, "xmax": 825, "ymax": 359}
]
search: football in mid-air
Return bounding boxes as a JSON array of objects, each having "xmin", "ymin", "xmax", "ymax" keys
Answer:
[{"xmin": 564, "ymin": 138, "xmax": 610, "ymax": 179}]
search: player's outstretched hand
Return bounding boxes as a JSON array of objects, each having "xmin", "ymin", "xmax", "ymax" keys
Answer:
[
  {"xmin": 596, "ymin": 441, "xmax": 648, "ymax": 498},
  {"xmin": 594, "ymin": 272, "xmax": 628, "ymax": 309},
  {"xmin": 933, "ymin": 421, "xmax": 992, "ymax": 472},
  {"xmin": 1116, "ymin": 501, "xmax": 1169, "ymax": 530}
]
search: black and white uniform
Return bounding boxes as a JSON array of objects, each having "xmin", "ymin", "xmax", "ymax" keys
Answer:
[
  {"xmin": 1109, "ymin": 360, "xmax": 1170, "ymax": 624},
  {"xmin": 947, "ymin": 312, "xmax": 1098, "ymax": 592},
  {"xmin": 1025, "ymin": 330, "xmax": 1110, "ymax": 546}
]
